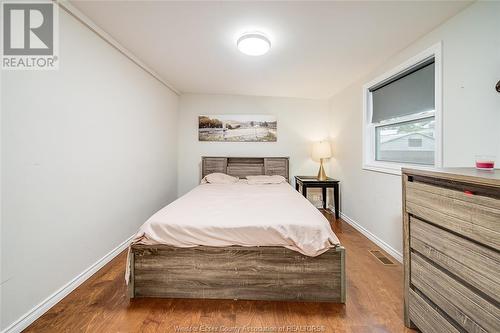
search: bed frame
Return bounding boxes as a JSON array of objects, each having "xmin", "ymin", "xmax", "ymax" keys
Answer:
[{"xmin": 128, "ymin": 157, "xmax": 346, "ymax": 302}]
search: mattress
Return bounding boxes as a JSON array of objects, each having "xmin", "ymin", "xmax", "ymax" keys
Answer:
[{"xmin": 130, "ymin": 180, "xmax": 340, "ymax": 256}]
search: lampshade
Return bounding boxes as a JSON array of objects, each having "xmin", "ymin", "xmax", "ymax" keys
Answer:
[{"xmin": 312, "ymin": 141, "xmax": 332, "ymax": 160}]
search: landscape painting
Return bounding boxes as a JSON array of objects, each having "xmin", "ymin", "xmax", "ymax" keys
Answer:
[{"xmin": 198, "ymin": 115, "xmax": 277, "ymax": 142}]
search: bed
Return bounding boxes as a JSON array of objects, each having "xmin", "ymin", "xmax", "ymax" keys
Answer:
[{"xmin": 127, "ymin": 157, "xmax": 346, "ymax": 302}]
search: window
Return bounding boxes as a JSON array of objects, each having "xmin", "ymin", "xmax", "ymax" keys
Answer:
[
  {"xmin": 376, "ymin": 117, "xmax": 434, "ymax": 164},
  {"xmin": 363, "ymin": 43, "xmax": 442, "ymax": 175}
]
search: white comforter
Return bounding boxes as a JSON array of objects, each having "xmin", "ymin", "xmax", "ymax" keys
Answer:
[{"xmin": 131, "ymin": 180, "xmax": 340, "ymax": 256}]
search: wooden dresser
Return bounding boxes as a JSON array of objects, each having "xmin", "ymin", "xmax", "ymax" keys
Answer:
[{"xmin": 402, "ymin": 168, "xmax": 500, "ymax": 333}]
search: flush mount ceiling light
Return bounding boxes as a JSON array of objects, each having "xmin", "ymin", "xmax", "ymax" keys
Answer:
[{"xmin": 237, "ymin": 32, "xmax": 271, "ymax": 56}]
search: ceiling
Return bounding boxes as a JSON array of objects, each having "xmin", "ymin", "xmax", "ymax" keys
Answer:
[{"xmin": 70, "ymin": 1, "xmax": 470, "ymax": 99}]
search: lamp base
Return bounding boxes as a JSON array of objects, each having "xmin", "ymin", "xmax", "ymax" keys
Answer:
[{"xmin": 317, "ymin": 159, "xmax": 327, "ymax": 181}]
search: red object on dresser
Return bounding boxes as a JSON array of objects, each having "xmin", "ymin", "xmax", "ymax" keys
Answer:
[{"xmin": 476, "ymin": 161, "xmax": 495, "ymax": 169}]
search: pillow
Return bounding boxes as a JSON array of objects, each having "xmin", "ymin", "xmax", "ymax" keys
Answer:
[
  {"xmin": 201, "ymin": 173, "xmax": 239, "ymax": 184},
  {"xmin": 246, "ymin": 175, "xmax": 286, "ymax": 185}
]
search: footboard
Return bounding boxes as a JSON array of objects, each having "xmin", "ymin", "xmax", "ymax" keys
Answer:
[{"xmin": 128, "ymin": 244, "xmax": 346, "ymax": 303}]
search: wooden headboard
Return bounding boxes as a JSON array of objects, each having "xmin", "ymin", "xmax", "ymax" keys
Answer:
[{"xmin": 201, "ymin": 157, "xmax": 289, "ymax": 181}]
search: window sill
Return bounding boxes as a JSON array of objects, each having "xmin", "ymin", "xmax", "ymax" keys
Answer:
[{"xmin": 362, "ymin": 162, "xmax": 436, "ymax": 176}]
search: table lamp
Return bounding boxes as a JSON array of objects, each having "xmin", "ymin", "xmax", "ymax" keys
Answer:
[{"xmin": 312, "ymin": 141, "xmax": 332, "ymax": 181}]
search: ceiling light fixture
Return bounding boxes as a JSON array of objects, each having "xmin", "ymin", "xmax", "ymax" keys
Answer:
[{"xmin": 237, "ymin": 32, "xmax": 271, "ymax": 56}]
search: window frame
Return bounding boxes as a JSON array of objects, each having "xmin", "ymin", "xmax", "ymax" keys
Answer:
[{"xmin": 362, "ymin": 42, "xmax": 443, "ymax": 175}]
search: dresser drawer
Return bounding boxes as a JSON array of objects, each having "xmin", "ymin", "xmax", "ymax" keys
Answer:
[
  {"xmin": 409, "ymin": 289, "xmax": 459, "ymax": 333},
  {"xmin": 406, "ymin": 180, "xmax": 500, "ymax": 249},
  {"xmin": 410, "ymin": 217, "xmax": 500, "ymax": 303},
  {"xmin": 411, "ymin": 253, "xmax": 500, "ymax": 333},
  {"xmin": 403, "ymin": 168, "xmax": 500, "ymax": 331}
]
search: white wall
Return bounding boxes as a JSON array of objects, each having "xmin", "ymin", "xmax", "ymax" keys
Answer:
[
  {"xmin": 328, "ymin": 1, "xmax": 500, "ymax": 258},
  {"xmin": 177, "ymin": 94, "xmax": 331, "ymax": 202},
  {"xmin": 0, "ymin": 9, "xmax": 179, "ymax": 331}
]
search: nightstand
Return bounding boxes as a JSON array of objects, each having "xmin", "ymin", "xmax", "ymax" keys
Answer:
[{"xmin": 294, "ymin": 176, "xmax": 340, "ymax": 219}]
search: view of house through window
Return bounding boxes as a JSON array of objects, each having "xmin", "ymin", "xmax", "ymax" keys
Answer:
[{"xmin": 375, "ymin": 116, "xmax": 435, "ymax": 165}]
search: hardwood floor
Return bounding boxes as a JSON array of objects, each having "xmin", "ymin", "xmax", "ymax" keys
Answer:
[{"xmin": 24, "ymin": 210, "xmax": 416, "ymax": 333}]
